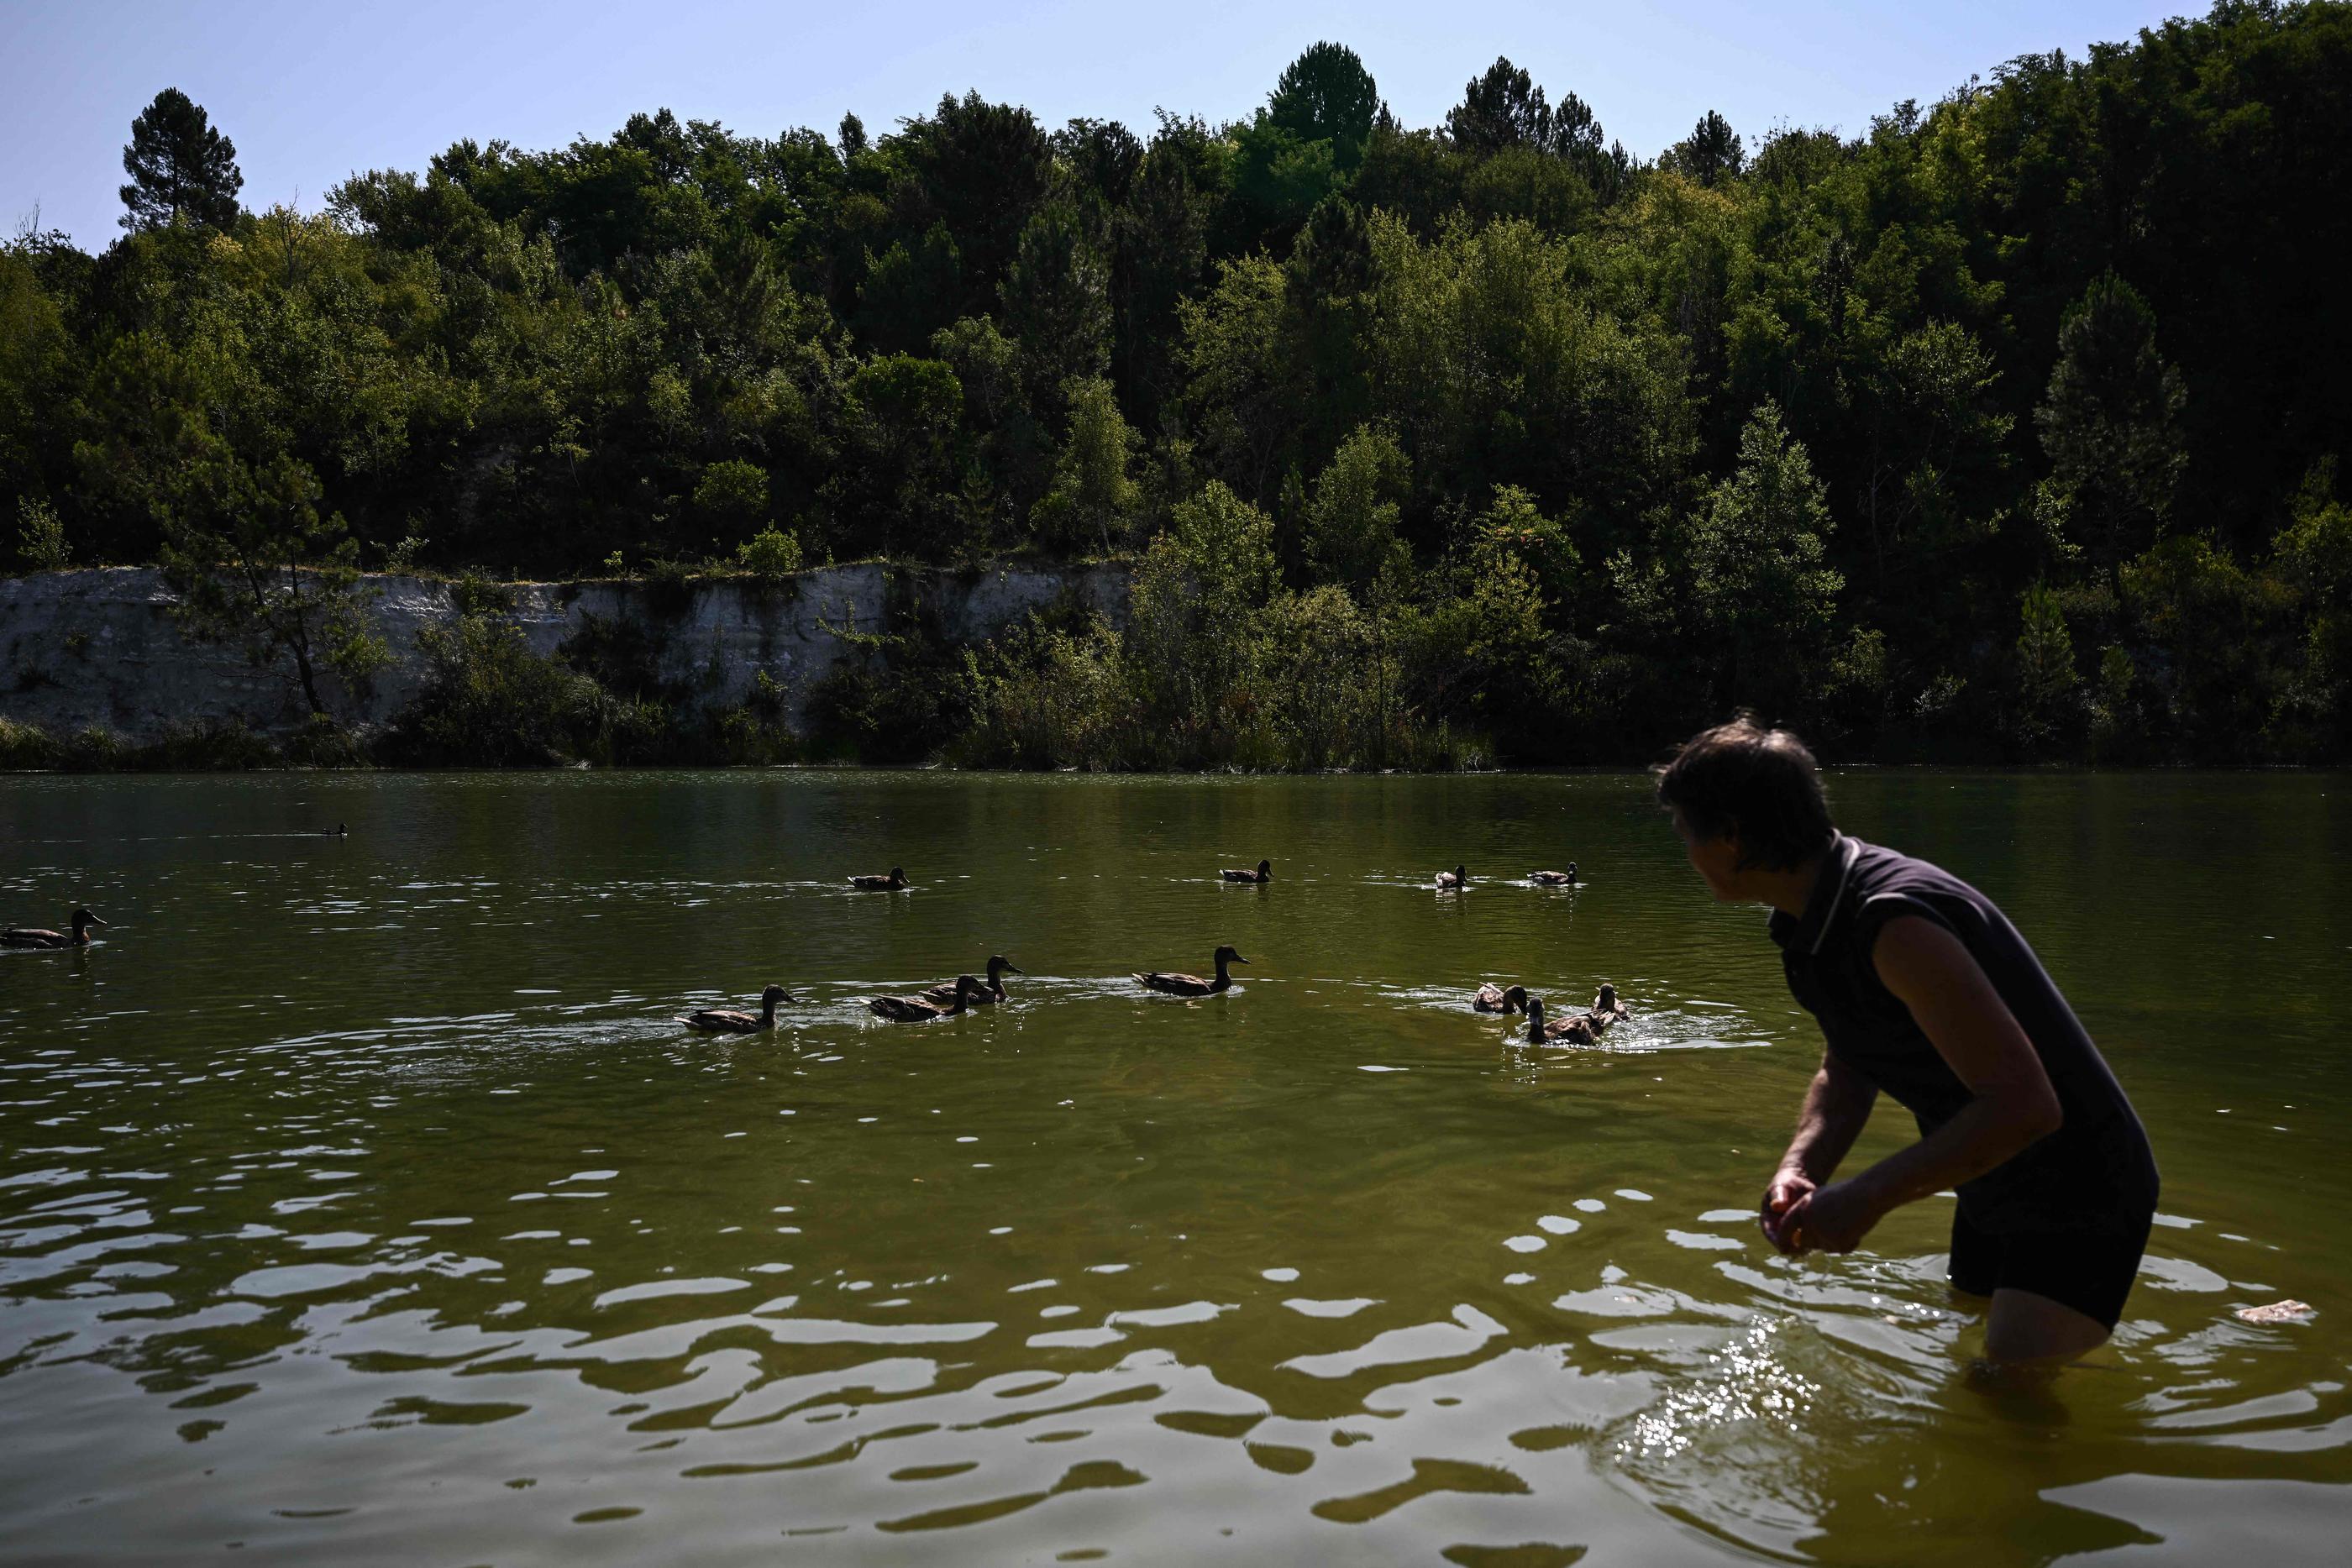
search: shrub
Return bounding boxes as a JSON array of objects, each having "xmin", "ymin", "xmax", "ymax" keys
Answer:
[
  {"xmin": 380, "ymin": 615, "xmax": 608, "ymax": 766},
  {"xmin": 0, "ymin": 716, "xmax": 62, "ymax": 768},
  {"xmin": 14, "ymin": 496, "xmax": 69, "ymax": 573},
  {"xmin": 736, "ymin": 524, "xmax": 803, "ymax": 580}
]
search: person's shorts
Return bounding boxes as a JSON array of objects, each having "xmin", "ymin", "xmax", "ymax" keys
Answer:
[{"xmin": 1946, "ymin": 1207, "xmax": 2155, "ymax": 1330}]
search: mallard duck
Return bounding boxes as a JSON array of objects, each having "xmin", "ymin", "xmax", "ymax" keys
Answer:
[
  {"xmin": 1136, "ymin": 945, "xmax": 1248, "ymax": 997},
  {"xmin": 921, "ymin": 954, "xmax": 1021, "ymax": 1006},
  {"xmin": 1473, "ymin": 983, "xmax": 1529, "ymax": 1015},
  {"xmin": 1436, "ymin": 864, "xmax": 1468, "ymax": 890},
  {"xmin": 1529, "ymin": 863, "xmax": 1579, "ymax": 886},
  {"xmin": 3, "ymin": 908, "xmax": 105, "ymax": 949},
  {"xmin": 869, "ymin": 973, "xmax": 985, "ymax": 1022},
  {"xmin": 1524, "ymin": 997, "xmax": 1599, "ymax": 1046},
  {"xmin": 1220, "ymin": 858, "xmax": 1273, "ymax": 884},
  {"xmin": 680, "ymin": 983, "xmax": 795, "ymax": 1034},
  {"xmin": 1588, "ymin": 982, "xmax": 1630, "ymax": 1028},
  {"xmin": 851, "ymin": 866, "xmax": 910, "ymax": 891}
]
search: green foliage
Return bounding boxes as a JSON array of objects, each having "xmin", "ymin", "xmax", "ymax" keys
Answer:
[
  {"xmin": 384, "ymin": 613, "xmax": 617, "ymax": 766},
  {"xmin": 14, "ymin": 496, "xmax": 69, "ymax": 572},
  {"xmin": 2013, "ymin": 582, "xmax": 2080, "ymax": 751},
  {"xmin": 694, "ymin": 459, "xmax": 770, "ymax": 525},
  {"xmin": 156, "ymin": 453, "xmax": 391, "ymax": 718},
  {"xmin": 735, "ymin": 523, "xmax": 803, "ymax": 579},
  {"xmin": 1303, "ymin": 425, "xmax": 1410, "ymax": 593},
  {"xmin": 120, "ymin": 88, "xmax": 243, "ymax": 231},
  {"xmin": 1030, "ymin": 375, "xmax": 1139, "ymax": 554},
  {"xmin": 1684, "ymin": 401, "xmax": 1842, "ymax": 706},
  {"xmin": 2036, "ymin": 272, "xmax": 2187, "ymax": 574},
  {"xmin": 5, "ymin": 7, "xmax": 2352, "ymax": 765}
]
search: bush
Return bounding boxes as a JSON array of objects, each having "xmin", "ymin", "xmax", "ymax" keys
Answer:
[
  {"xmin": 0, "ymin": 716, "xmax": 61, "ymax": 768},
  {"xmin": 13, "ymin": 497, "xmax": 69, "ymax": 573},
  {"xmin": 696, "ymin": 459, "xmax": 771, "ymax": 527},
  {"xmin": 736, "ymin": 524, "xmax": 804, "ymax": 580},
  {"xmin": 380, "ymin": 615, "xmax": 609, "ymax": 766}
]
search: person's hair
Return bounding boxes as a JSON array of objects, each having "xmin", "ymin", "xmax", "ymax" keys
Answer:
[{"xmin": 1652, "ymin": 713, "xmax": 1833, "ymax": 871}]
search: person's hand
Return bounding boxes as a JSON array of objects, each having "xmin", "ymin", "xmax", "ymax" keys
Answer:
[
  {"xmin": 1760, "ymin": 1169, "xmax": 1815, "ymax": 1253},
  {"xmin": 1777, "ymin": 1177, "xmax": 1883, "ymax": 1255}
]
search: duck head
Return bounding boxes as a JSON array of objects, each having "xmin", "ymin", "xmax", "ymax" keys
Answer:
[
  {"xmin": 1453, "ymin": 865, "xmax": 1467, "ymax": 883},
  {"xmin": 1595, "ymin": 982, "xmax": 1618, "ymax": 1009},
  {"xmin": 985, "ymin": 955, "xmax": 1024, "ymax": 979},
  {"xmin": 889, "ymin": 866, "xmax": 907, "ymax": 886},
  {"xmin": 1524, "ymin": 997, "xmax": 1546, "ymax": 1041},
  {"xmin": 1502, "ymin": 984, "xmax": 1528, "ymax": 1015},
  {"xmin": 1214, "ymin": 945, "xmax": 1250, "ymax": 969},
  {"xmin": 1257, "ymin": 859, "xmax": 1272, "ymax": 880},
  {"xmin": 760, "ymin": 983, "xmax": 795, "ymax": 1007},
  {"xmin": 70, "ymin": 908, "xmax": 106, "ymax": 936}
]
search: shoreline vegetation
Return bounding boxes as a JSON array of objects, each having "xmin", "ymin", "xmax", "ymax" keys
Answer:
[{"xmin": 7, "ymin": 4, "xmax": 2351, "ymax": 770}]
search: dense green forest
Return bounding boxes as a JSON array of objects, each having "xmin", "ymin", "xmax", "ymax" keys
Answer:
[{"xmin": 5, "ymin": 0, "xmax": 2350, "ymax": 768}]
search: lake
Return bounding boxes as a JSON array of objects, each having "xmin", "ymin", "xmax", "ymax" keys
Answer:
[{"xmin": 1, "ymin": 769, "xmax": 2345, "ymax": 1565}]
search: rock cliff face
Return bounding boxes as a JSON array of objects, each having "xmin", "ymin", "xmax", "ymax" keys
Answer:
[{"xmin": 0, "ymin": 564, "xmax": 1129, "ymax": 742}]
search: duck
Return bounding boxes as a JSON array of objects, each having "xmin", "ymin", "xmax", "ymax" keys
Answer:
[
  {"xmin": 1220, "ymin": 858, "xmax": 1273, "ymax": 884},
  {"xmin": 680, "ymin": 983, "xmax": 795, "ymax": 1034},
  {"xmin": 921, "ymin": 954, "xmax": 1021, "ymax": 1006},
  {"xmin": 3, "ymin": 908, "xmax": 106, "ymax": 949},
  {"xmin": 1473, "ymin": 983, "xmax": 1529, "ymax": 1015},
  {"xmin": 1524, "ymin": 996, "xmax": 1599, "ymax": 1046},
  {"xmin": 1136, "ymin": 945, "xmax": 1249, "ymax": 997},
  {"xmin": 1436, "ymin": 865, "xmax": 1469, "ymax": 890},
  {"xmin": 1528, "ymin": 863, "xmax": 1579, "ymax": 886},
  {"xmin": 869, "ymin": 973, "xmax": 986, "ymax": 1022},
  {"xmin": 851, "ymin": 866, "xmax": 910, "ymax": 891},
  {"xmin": 1587, "ymin": 982, "xmax": 1630, "ymax": 1029}
]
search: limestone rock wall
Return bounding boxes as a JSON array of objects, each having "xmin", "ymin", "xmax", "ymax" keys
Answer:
[{"xmin": 0, "ymin": 564, "xmax": 1129, "ymax": 742}]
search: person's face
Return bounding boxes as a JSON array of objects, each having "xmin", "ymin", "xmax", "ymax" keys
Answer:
[{"xmin": 1672, "ymin": 808, "xmax": 1746, "ymax": 902}]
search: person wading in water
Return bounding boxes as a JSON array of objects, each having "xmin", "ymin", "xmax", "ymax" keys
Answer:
[{"xmin": 1656, "ymin": 715, "xmax": 2159, "ymax": 1366}]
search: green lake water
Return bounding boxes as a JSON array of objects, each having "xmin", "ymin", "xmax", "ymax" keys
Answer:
[{"xmin": 1, "ymin": 769, "xmax": 2346, "ymax": 1565}]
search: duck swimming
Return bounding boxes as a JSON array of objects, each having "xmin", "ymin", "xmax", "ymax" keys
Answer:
[
  {"xmin": 1528, "ymin": 863, "xmax": 1579, "ymax": 886},
  {"xmin": 869, "ymin": 974, "xmax": 986, "ymax": 1022},
  {"xmin": 1524, "ymin": 997, "xmax": 1599, "ymax": 1046},
  {"xmin": 1136, "ymin": 945, "xmax": 1248, "ymax": 997},
  {"xmin": 680, "ymin": 983, "xmax": 795, "ymax": 1034},
  {"xmin": 1436, "ymin": 865, "xmax": 1468, "ymax": 890},
  {"xmin": 1587, "ymin": 983, "xmax": 1630, "ymax": 1028},
  {"xmin": 1220, "ymin": 859, "xmax": 1273, "ymax": 884},
  {"xmin": 1473, "ymin": 982, "xmax": 1529, "ymax": 1015},
  {"xmin": 3, "ymin": 908, "xmax": 105, "ymax": 949},
  {"xmin": 851, "ymin": 866, "xmax": 910, "ymax": 891},
  {"xmin": 922, "ymin": 955, "xmax": 1021, "ymax": 1006}
]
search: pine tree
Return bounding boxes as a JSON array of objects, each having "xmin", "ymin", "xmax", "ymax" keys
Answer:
[{"xmin": 119, "ymin": 88, "xmax": 244, "ymax": 231}]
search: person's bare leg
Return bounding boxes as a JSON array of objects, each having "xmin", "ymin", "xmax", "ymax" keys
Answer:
[{"xmin": 1982, "ymin": 1287, "xmax": 2110, "ymax": 1366}]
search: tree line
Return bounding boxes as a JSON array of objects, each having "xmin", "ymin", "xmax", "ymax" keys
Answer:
[{"xmin": 4, "ymin": 2, "xmax": 2350, "ymax": 767}]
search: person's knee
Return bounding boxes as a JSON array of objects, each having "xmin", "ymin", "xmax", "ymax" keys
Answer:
[{"xmin": 1983, "ymin": 1287, "xmax": 2111, "ymax": 1366}]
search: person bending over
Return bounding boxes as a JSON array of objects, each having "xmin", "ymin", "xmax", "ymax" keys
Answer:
[{"xmin": 1655, "ymin": 715, "xmax": 2158, "ymax": 1366}]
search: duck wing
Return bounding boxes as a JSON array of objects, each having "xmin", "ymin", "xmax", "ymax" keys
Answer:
[
  {"xmin": 1473, "ymin": 983, "xmax": 1505, "ymax": 1011},
  {"xmin": 1, "ymin": 928, "xmax": 64, "ymax": 948},
  {"xmin": 1136, "ymin": 971, "xmax": 1210, "ymax": 996},
  {"xmin": 680, "ymin": 1009, "xmax": 757, "ymax": 1033},
  {"xmin": 869, "ymin": 995, "xmax": 945, "ymax": 1022},
  {"xmin": 921, "ymin": 979, "xmax": 1000, "ymax": 1005}
]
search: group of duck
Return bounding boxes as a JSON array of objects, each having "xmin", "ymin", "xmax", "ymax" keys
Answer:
[
  {"xmin": 680, "ymin": 854, "xmax": 1620, "ymax": 1041},
  {"xmin": 8, "ymin": 854, "xmax": 1624, "ymax": 1045}
]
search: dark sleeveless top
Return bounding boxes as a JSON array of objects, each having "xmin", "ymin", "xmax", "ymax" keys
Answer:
[{"xmin": 1771, "ymin": 835, "xmax": 2159, "ymax": 1235}]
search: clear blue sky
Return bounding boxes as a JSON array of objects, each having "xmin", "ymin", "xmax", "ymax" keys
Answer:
[{"xmin": 3, "ymin": 0, "xmax": 2192, "ymax": 250}]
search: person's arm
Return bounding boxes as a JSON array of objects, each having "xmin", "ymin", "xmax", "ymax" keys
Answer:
[
  {"xmin": 1761, "ymin": 1051, "xmax": 1877, "ymax": 1251},
  {"xmin": 1781, "ymin": 915, "xmax": 2063, "ymax": 1253}
]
